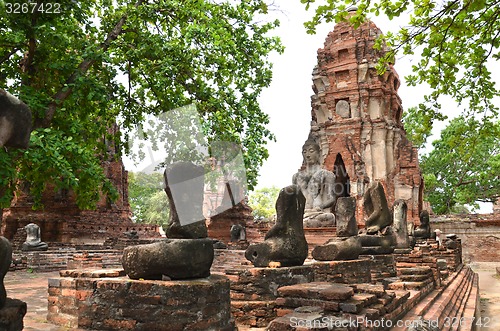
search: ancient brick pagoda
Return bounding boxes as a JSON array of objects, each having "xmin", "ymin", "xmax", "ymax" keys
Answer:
[
  {"xmin": 307, "ymin": 17, "xmax": 423, "ymax": 224},
  {"xmin": 1, "ymin": 125, "xmax": 158, "ymax": 245}
]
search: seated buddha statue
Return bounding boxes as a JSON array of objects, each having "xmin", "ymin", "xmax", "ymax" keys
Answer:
[{"xmin": 292, "ymin": 138, "xmax": 337, "ymax": 227}]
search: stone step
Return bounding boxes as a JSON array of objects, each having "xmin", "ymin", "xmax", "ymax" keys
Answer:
[
  {"xmin": 369, "ymin": 303, "xmax": 387, "ymax": 316},
  {"xmin": 277, "ymin": 282, "xmax": 354, "ymax": 301},
  {"xmin": 380, "ymin": 290, "xmax": 411, "ymax": 324},
  {"xmin": 359, "ymin": 307, "xmax": 382, "ymax": 321},
  {"xmin": 423, "ymin": 266, "xmax": 474, "ymax": 330},
  {"xmin": 338, "ymin": 298, "xmax": 367, "ymax": 314},
  {"xmin": 387, "ymin": 278, "xmax": 434, "ymax": 291},
  {"xmin": 457, "ymin": 273, "xmax": 479, "ymax": 331},
  {"xmin": 351, "ymin": 293, "xmax": 379, "ymax": 307},
  {"xmin": 375, "ymin": 292, "xmax": 396, "ymax": 307},
  {"xmin": 399, "ymin": 273, "xmax": 433, "ymax": 282},
  {"xmin": 423, "ymin": 278, "xmax": 467, "ymax": 325},
  {"xmin": 267, "ymin": 307, "xmax": 350, "ymax": 331},
  {"xmin": 450, "ymin": 272, "xmax": 476, "ymax": 331},
  {"xmin": 389, "ymin": 264, "xmax": 466, "ymax": 331},
  {"xmin": 275, "ymin": 296, "xmax": 342, "ymax": 312},
  {"xmin": 352, "ymin": 283, "xmax": 386, "ymax": 297},
  {"xmin": 441, "ymin": 269, "xmax": 476, "ymax": 331},
  {"xmin": 398, "ymin": 266, "xmax": 433, "ymax": 276},
  {"xmin": 275, "ymin": 293, "xmax": 378, "ymax": 314},
  {"xmin": 384, "ymin": 290, "xmax": 411, "ymax": 313},
  {"xmin": 417, "ymin": 264, "xmax": 465, "ymax": 317}
]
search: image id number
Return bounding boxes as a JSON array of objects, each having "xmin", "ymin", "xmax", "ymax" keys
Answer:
[
  {"xmin": 5, "ymin": 2, "xmax": 61, "ymax": 14},
  {"xmin": 443, "ymin": 317, "xmax": 492, "ymax": 328}
]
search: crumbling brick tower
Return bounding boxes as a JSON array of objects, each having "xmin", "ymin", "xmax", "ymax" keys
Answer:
[{"xmin": 308, "ymin": 17, "xmax": 424, "ymax": 224}]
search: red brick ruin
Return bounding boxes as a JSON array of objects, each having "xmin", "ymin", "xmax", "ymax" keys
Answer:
[
  {"xmin": 308, "ymin": 17, "xmax": 424, "ymax": 225},
  {"xmin": 1, "ymin": 124, "xmax": 158, "ymax": 245}
]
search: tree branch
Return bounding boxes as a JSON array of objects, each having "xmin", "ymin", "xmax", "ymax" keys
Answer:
[{"xmin": 35, "ymin": 0, "xmax": 145, "ymax": 129}]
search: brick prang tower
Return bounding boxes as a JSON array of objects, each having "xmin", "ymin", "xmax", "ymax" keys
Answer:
[{"xmin": 308, "ymin": 17, "xmax": 424, "ymax": 224}]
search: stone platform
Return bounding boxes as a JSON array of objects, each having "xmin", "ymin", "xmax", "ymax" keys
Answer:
[
  {"xmin": 219, "ymin": 258, "xmax": 374, "ymax": 327},
  {"xmin": 47, "ymin": 269, "xmax": 235, "ymax": 331}
]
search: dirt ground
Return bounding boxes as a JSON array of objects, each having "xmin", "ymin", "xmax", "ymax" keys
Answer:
[{"xmin": 469, "ymin": 262, "xmax": 500, "ymax": 331}]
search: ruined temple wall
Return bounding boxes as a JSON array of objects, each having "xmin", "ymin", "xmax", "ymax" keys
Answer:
[
  {"xmin": 309, "ymin": 18, "xmax": 423, "ymax": 224},
  {"xmin": 430, "ymin": 214, "xmax": 500, "ymax": 263},
  {"xmin": 1, "ymin": 156, "xmax": 160, "ymax": 243}
]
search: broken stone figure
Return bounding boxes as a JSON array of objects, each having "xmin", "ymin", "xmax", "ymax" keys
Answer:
[
  {"xmin": 122, "ymin": 161, "xmax": 214, "ymax": 280},
  {"xmin": 163, "ymin": 161, "xmax": 207, "ymax": 239},
  {"xmin": 407, "ymin": 221, "xmax": 416, "ymax": 248},
  {"xmin": 312, "ymin": 196, "xmax": 362, "ymax": 261},
  {"xmin": 444, "ymin": 233, "xmax": 459, "ymax": 249},
  {"xmin": 0, "ymin": 237, "xmax": 12, "ymax": 308},
  {"xmin": 414, "ymin": 210, "xmax": 431, "ymax": 239},
  {"xmin": 0, "ymin": 89, "xmax": 32, "ymax": 149},
  {"xmin": 122, "ymin": 238, "xmax": 214, "ymax": 280},
  {"xmin": 392, "ymin": 199, "xmax": 411, "ymax": 249},
  {"xmin": 230, "ymin": 223, "xmax": 246, "ymax": 242},
  {"xmin": 358, "ymin": 181, "xmax": 396, "ymax": 254},
  {"xmin": 292, "ymin": 137, "xmax": 336, "ymax": 227},
  {"xmin": 21, "ymin": 223, "xmax": 48, "ymax": 251},
  {"xmin": 245, "ymin": 185, "xmax": 308, "ymax": 267},
  {"xmin": 361, "ymin": 181, "xmax": 392, "ymax": 234},
  {"xmin": 0, "ymin": 89, "xmax": 31, "ymax": 328}
]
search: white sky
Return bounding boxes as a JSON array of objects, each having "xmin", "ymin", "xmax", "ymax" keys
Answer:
[{"xmin": 124, "ymin": 1, "xmax": 494, "ymax": 213}]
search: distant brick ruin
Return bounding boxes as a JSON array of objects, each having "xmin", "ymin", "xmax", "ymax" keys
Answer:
[
  {"xmin": 307, "ymin": 17, "xmax": 423, "ymax": 224},
  {"xmin": 1, "ymin": 125, "xmax": 158, "ymax": 245}
]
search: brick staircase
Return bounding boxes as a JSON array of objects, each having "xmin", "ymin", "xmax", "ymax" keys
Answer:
[
  {"xmin": 388, "ymin": 266, "xmax": 436, "ymax": 291},
  {"xmin": 391, "ymin": 264, "xmax": 479, "ymax": 331},
  {"xmin": 268, "ymin": 281, "xmax": 412, "ymax": 330}
]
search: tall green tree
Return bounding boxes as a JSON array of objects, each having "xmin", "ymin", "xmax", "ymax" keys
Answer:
[
  {"xmin": 248, "ymin": 185, "xmax": 280, "ymax": 220},
  {"xmin": 0, "ymin": 0, "xmax": 282, "ymax": 209},
  {"xmin": 128, "ymin": 172, "xmax": 169, "ymax": 225},
  {"xmin": 420, "ymin": 117, "xmax": 500, "ymax": 214}
]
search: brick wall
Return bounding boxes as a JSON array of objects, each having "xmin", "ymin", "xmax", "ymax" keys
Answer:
[
  {"xmin": 11, "ymin": 250, "xmax": 123, "ymax": 272},
  {"xmin": 430, "ymin": 214, "xmax": 500, "ymax": 263},
  {"xmin": 218, "ymin": 258, "xmax": 374, "ymax": 327},
  {"xmin": 47, "ymin": 270, "xmax": 235, "ymax": 331}
]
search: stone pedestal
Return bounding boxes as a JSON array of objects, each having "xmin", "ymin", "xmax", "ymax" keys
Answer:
[{"xmin": 47, "ymin": 269, "xmax": 234, "ymax": 331}]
